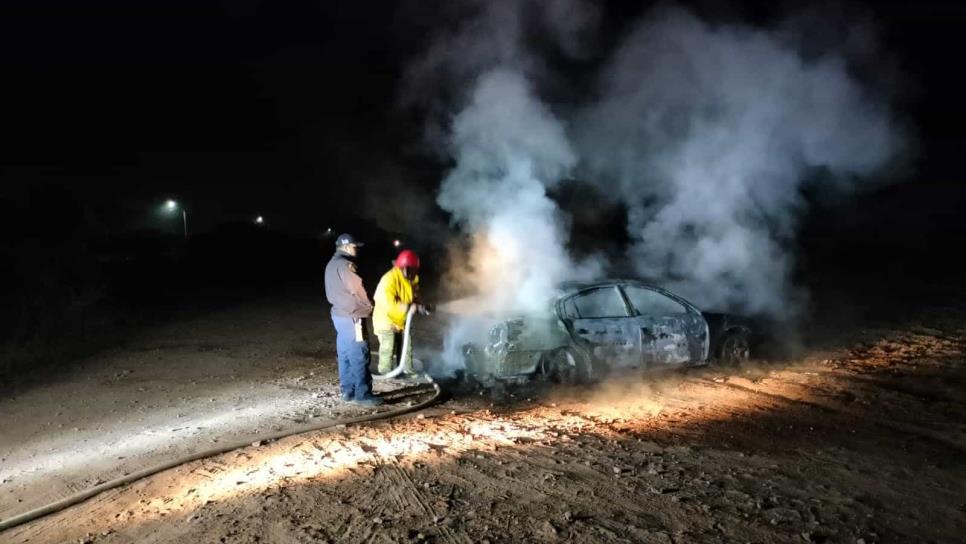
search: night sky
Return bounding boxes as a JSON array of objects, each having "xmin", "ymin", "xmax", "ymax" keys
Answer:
[
  {"xmin": 2, "ymin": 1, "xmax": 413, "ymax": 237},
  {"xmin": 1, "ymin": 0, "xmax": 964, "ymax": 241}
]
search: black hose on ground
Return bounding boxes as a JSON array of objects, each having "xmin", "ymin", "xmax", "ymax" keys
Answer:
[{"xmin": 0, "ymin": 380, "xmax": 442, "ymax": 533}]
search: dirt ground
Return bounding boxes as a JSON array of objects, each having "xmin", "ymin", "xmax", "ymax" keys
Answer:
[{"xmin": 2, "ymin": 292, "xmax": 965, "ymax": 543}]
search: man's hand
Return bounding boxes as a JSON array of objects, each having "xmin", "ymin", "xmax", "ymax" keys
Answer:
[{"xmin": 416, "ymin": 303, "xmax": 434, "ymax": 316}]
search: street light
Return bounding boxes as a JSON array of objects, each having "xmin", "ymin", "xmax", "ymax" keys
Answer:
[
  {"xmin": 163, "ymin": 199, "xmax": 187, "ymax": 240},
  {"xmin": 393, "ymin": 239, "xmax": 401, "ymax": 248},
  {"xmin": 255, "ymin": 216, "xmax": 264, "ymax": 225}
]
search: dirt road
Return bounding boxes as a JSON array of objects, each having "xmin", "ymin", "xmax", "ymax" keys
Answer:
[{"xmin": 2, "ymin": 294, "xmax": 965, "ymax": 543}]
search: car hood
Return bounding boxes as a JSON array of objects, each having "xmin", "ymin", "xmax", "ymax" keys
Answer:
[{"xmin": 436, "ymin": 295, "xmax": 558, "ymax": 320}]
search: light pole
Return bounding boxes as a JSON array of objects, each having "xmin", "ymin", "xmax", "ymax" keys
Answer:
[{"xmin": 164, "ymin": 199, "xmax": 188, "ymax": 240}]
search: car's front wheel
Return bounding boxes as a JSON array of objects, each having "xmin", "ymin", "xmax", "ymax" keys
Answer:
[
  {"xmin": 544, "ymin": 347, "xmax": 594, "ymax": 384},
  {"xmin": 716, "ymin": 330, "xmax": 751, "ymax": 367}
]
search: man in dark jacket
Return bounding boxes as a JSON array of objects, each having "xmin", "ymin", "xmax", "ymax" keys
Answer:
[{"xmin": 324, "ymin": 233, "xmax": 382, "ymax": 406}]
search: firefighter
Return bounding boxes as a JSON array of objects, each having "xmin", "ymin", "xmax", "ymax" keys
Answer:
[
  {"xmin": 324, "ymin": 233, "xmax": 382, "ymax": 406},
  {"xmin": 373, "ymin": 249, "xmax": 425, "ymax": 376}
]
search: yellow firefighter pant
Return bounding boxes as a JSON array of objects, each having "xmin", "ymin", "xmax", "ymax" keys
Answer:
[{"xmin": 376, "ymin": 329, "xmax": 413, "ymax": 374}]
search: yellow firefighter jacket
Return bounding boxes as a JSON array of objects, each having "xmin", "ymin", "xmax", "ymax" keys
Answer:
[{"xmin": 373, "ymin": 266, "xmax": 419, "ymax": 332}]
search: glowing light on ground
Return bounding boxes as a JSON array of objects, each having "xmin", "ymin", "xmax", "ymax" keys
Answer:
[
  {"xmin": 121, "ymin": 370, "xmax": 763, "ymax": 528},
  {"xmin": 19, "ymin": 362, "xmax": 830, "ymax": 537}
]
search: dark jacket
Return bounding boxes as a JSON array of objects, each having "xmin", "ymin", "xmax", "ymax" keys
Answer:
[{"xmin": 324, "ymin": 251, "xmax": 373, "ymax": 318}]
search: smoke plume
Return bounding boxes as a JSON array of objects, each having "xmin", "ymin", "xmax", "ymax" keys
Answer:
[
  {"xmin": 400, "ymin": 0, "xmax": 601, "ymax": 373},
  {"xmin": 402, "ymin": 0, "xmax": 602, "ymax": 316},
  {"xmin": 404, "ymin": 1, "xmax": 905, "ymax": 368},
  {"xmin": 575, "ymin": 6, "xmax": 903, "ymax": 318},
  {"xmin": 439, "ymin": 68, "xmax": 589, "ymax": 313},
  {"xmin": 400, "ymin": 0, "xmax": 597, "ymax": 150}
]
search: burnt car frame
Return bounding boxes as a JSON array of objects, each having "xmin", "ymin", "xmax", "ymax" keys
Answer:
[{"xmin": 460, "ymin": 279, "xmax": 756, "ymax": 386}]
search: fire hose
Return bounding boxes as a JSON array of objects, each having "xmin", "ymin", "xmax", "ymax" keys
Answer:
[
  {"xmin": 373, "ymin": 304, "xmax": 422, "ymax": 381},
  {"xmin": 0, "ymin": 307, "xmax": 441, "ymax": 533}
]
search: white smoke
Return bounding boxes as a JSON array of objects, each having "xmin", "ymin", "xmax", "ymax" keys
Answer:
[
  {"xmin": 432, "ymin": 68, "xmax": 604, "ymax": 371},
  {"xmin": 404, "ymin": 2, "xmax": 904, "ymax": 375},
  {"xmin": 400, "ymin": 1, "xmax": 601, "ymax": 374},
  {"xmin": 403, "ymin": 0, "xmax": 603, "ymax": 315},
  {"xmin": 576, "ymin": 6, "xmax": 903, "ymax": 319},
  {"xmin": 400, "ymin": 0, "xmax": 597, "ymax": 150},
  {"xmin": 439, "ymin": 68, "xmax": 584, "ymax": 312}
]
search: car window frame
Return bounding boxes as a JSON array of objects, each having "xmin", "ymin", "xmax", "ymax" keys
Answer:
[
  {"xmin": 565, "ymin": 285, "xmax": 633, "ymax": 319},
  {"xmin": 560, "ymin": 297, "xmax": 580, "ymax": 320},
  {"xmin": 620, "ymin": 283, "xmax": 704, "ymax": 316},
  {"xmin": 619, "ymin": 284, "xmax": 692, "ymax": 317}
]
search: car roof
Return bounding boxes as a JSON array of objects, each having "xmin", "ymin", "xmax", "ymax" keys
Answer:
[
  {"xmin": 558, "ymin": 278, "xmax": 699, "ymax": 305},
  {"xmin": 557, "ymin": 278, "xmax": 662, "ymax": 293},
  {"xmin": 555, "ymin": 278, "xmax": 705, "ymax": 315}
]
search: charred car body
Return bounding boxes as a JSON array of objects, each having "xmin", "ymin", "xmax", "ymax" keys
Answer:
[{"xmin": 460, "ymin": 280, "xmax": 757, "ymax": 386}]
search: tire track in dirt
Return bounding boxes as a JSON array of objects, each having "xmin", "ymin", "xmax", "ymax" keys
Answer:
[
  {"xmin": 840, "ymin": 372, "xmax": 966, "ymax": 406},
  {"xmin": 778, "ymin": 368, "xmax": 966, "ymax": 438},
  {"xmin": 705, "ymin": 372, "xmax": 966, "ymax": 453},
  {"xmin": 429, "ymin": 411, "xmax": 694, "ymax": 540},
  {"xmin": 386, "ymin": 453, "xmax": 463, "ymax": 544},
  {"xmin": 6, "ymin": 314, "xmax": 966, "ymax": 543},
  {"xmin": 368, "ymin": 455, "xmax": 408, "ymax": 534}
]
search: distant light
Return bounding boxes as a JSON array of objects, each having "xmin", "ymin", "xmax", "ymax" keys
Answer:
[
  {"xmin": 165, "ymin": 200, "xmax": 177, "ymax": 211},
  {"xmin": 393, "ymin": 239, "xmax": 401, "ymax": 248},
  {"xmin": 326, "ymin": 227, "xmax": 333, "ymax": 234},
  {"xmin": 255, "ymin": 216, "xmax": 264, "ymax": 224}
]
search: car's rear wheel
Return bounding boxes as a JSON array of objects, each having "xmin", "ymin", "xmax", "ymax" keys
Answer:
[{"xmin": 716, "ymin": 331, "xmax": 750, "ymax": 367}]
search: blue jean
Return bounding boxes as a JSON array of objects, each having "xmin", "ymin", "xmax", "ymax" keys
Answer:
[{"xmin": 331, "ymin": 314, "xmax": 373, "ymax": 400}]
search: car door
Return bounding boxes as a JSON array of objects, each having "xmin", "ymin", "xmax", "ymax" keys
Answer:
[
  {"xmin": 562, "ymin": 286, "xmax": 639, "ymax": 368},
  {"xmin": 620, "ymin": 285, "xmax": 708, "ymax": 366}
]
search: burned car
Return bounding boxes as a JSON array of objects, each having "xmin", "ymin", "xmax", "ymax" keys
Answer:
[{"xmin": 460, "ymin": 279, "xmax": 756, "ymax": 386}]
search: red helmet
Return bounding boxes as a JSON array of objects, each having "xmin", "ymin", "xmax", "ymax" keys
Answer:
[{"xmin": 394, "ymin": 249, "xmax": 420, "ymax": 270}]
